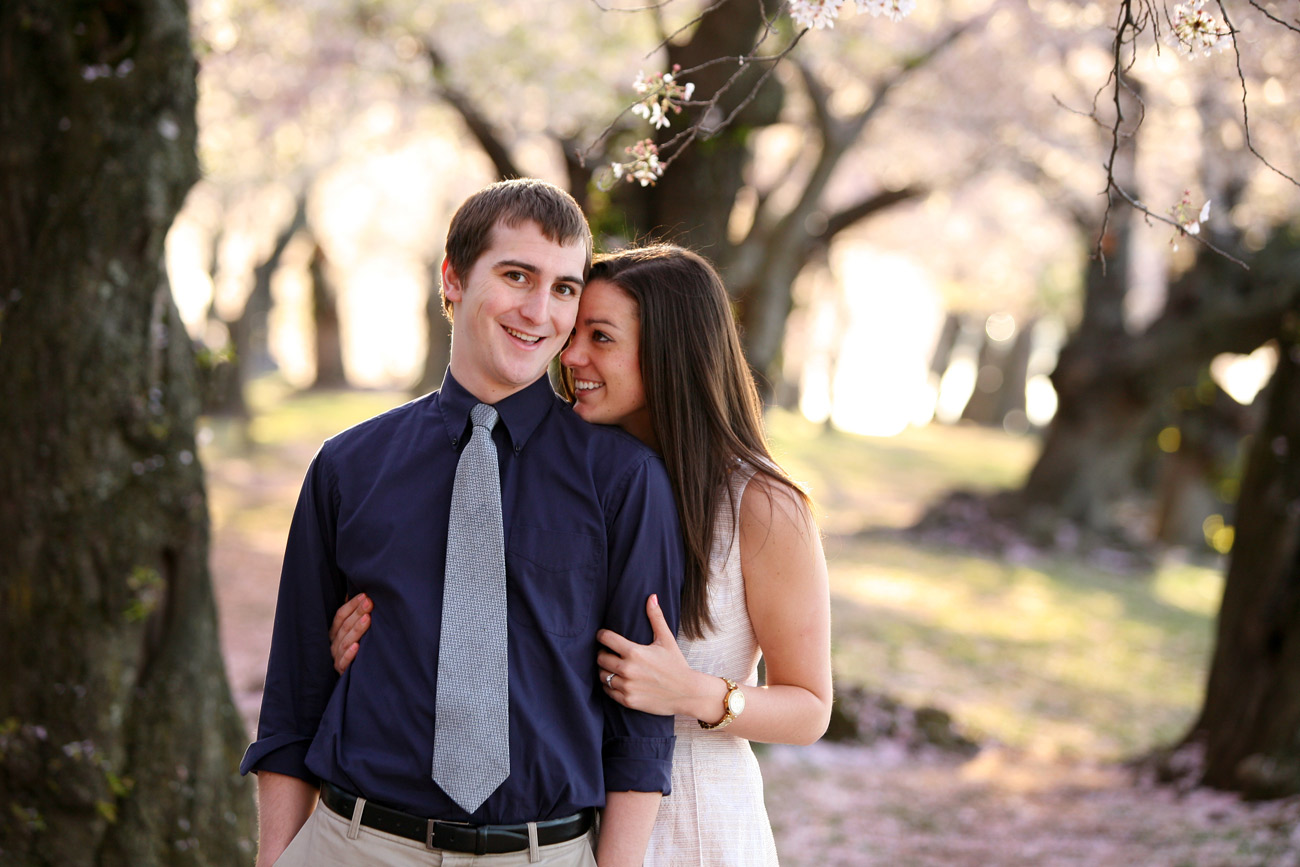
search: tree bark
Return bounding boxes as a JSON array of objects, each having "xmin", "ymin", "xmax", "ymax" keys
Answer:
[
  {"xmin": 308, "ymin": 242, "xmax": 347, "ymax": 389},
  {"xmin": 414, "ymin": 258, "xmax": 452, "ymax": 395},
  {"xmin": 1019, "ymin": 226, "xmax": 1300, "ymax": 529},
  {"xmin": 644, "ymin": 0, "xmax": 781, "ymax": 255},
  {"xmin": 0, "ymin": 3, "xmax": 255, "ymax": 864},
  {"xmin": 1180, "ymin": 321, "xmax": 1300, "ymax": 798}
]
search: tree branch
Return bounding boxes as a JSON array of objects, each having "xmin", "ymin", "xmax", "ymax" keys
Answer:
[
  {"xmin": 422, "ymin": 41, "xmax": 524, "ymax": 180},
  {"xmin": 1219, "ymin": 1, "xmax": 1300, "ymax": 188},
  {"xmin": 745, "ymin": 15, "xmax": 979, "ymax": 257},
  {"xmin": 820, "ymin": 186, "xmax": 927, "ymax": 241},
  {"xmin": 253, "ymin": 191, "xmax": 309, "ymax": 288},
  {"xmin": 1243, "ymin": 0, "xmax": 1300, "ymax": 33},
  {"xmin": 1109, "ymin": 183, "xmax": 1250, "ymax": 269}
]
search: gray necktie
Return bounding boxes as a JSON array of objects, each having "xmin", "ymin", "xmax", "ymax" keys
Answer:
[{"xmin": 432, "ymin": 402, "xmax": 509, "ymax": 813}]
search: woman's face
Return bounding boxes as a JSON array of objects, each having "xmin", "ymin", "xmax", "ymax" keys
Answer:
[{"xmin": 560, "ymin": 279, "xmax": 655, "ymax": 448}]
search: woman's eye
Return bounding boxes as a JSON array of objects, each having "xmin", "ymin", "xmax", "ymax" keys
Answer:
[{"xmin": 593, "ymin": 330, "xmax": 611, "ymax": 343}]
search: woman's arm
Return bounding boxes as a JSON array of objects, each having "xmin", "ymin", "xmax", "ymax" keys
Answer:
[{"xmin": 597, "ymin": 476, "xmax": 832, "ymax": 746}]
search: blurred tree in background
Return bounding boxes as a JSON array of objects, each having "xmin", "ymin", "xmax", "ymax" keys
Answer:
[{"xmin": 1173, "ymin": 306, "xmax": 1300, "ymax": 799}]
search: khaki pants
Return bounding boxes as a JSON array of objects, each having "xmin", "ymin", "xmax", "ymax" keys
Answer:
[{"xmin": 274, "ymin": 799, "xmax": 598, "ymax": 866}]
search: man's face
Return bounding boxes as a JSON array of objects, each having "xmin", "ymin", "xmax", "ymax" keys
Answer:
[{"xmin": 443, "ymin": 219, "xmax": 587, "ymax": 403}]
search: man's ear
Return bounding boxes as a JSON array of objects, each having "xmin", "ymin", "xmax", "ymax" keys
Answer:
[{"xmin": 441, "ymin": 258, "xmax": 463, "ymax": 304}]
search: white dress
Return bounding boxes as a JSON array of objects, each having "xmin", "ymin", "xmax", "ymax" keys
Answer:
[{"xmin": 643, "ymin": 467, "xmax": 779, "ymax": 866}]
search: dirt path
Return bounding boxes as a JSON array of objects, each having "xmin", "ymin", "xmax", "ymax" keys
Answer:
[
  {"xmin": 763, "ymin": 744, "xmax": 1299, "ymax": 866},
  {"xmin": 207, "ymin": 442, "xmax": 1300, "ymax": 866}
]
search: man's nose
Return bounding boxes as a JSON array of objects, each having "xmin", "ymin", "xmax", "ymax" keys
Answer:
[{"xmin": 519, "ymin": 286, "xmax": 550, "ymax": 323}]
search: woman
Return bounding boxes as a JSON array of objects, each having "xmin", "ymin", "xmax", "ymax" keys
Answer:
[{"xmin": 330, "ymin": 245, "xmax": 832, "ymax": 865}]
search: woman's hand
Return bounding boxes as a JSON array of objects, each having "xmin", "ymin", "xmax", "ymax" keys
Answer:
[
  {"xmin": 597, "ymin": 594, "xmax": 714, "ymax": 718},
  {"xmin": 329, "ymin": 593, "xmax": 372, "ymax": 674}
]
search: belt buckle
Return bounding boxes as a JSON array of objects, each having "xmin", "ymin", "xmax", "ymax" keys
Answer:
[{"xmin": 425, "ymin": 818, "xmax": 474, "ymax": 852}]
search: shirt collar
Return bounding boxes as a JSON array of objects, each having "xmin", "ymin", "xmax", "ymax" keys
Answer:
[{"xmin": 438, "ymin": 369, "xmax": 557, "ymax": 452}]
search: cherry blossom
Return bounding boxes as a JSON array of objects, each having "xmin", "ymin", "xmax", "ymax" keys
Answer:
[
  {"xmin": 1169, "ymin": 191, "xmax": 1212, "ymax": 250},
  {"xmin": 856, "ymin": 0, "xmax": 917, "ymax": 22},
  {"xmin": 631, "ymin": 66, "xmax": 695, "ymax": 131},
  {"xmin": 611, "ymin": 139, "xmax": 664, "ymax": 187},
  {"xmin": 1169, "ymin": 0, "xmax": 1229, "ymax": 58},
  {"xmin": 789, "ymin": 0, "xmax": 847, "ymax": 30}
]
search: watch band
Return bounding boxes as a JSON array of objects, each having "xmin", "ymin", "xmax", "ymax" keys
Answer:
[{"xmin": 698, "ymin": 676, "xmax": 743, "ymax": 730}]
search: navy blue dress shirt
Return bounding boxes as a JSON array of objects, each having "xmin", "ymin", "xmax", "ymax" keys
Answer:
[{"xmin": 240, "ymin": 371, "xmax": 684, "ymax": 824}]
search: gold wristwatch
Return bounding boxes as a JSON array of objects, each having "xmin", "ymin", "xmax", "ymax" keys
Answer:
[{"xmin": 699, "ymin": 677, "xmax": 746, "ymax": 730}]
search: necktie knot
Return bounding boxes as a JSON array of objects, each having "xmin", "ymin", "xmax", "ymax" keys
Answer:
[{"xmin": 470, "ymin": 403, "xmax": 499, "ymax": 433}]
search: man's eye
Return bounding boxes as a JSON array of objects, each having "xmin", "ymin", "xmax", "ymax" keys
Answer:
[
  {"xmin": 555, "ymin": 284, "xmax": 577, "ymax": 297},
  {"xmin": 505, "ymin": 271, "xmax": 527, "ymax": 283}
]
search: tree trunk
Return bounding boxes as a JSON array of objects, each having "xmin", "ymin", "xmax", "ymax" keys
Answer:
[
  {"xmin": 1180, "ymin": 326, "xmax": 1300, "ymax": 799},
  {"xmin": 1018, "ymin": 331, "xmax": 1159, "ymax": 525},
  {"xmin": 308, "ymin": 242, "xmax": 347, "ymax": 389},
  {"xmin": 415, "ymin": 258, "xmax": 452, "ymax": 395},
  {"xmin": 648, "ymin": 0, "xmax": 781, "ymax": 256},
  {"xmin": 206, "ymin": 195, "xmax": 306, "ymax": 414},
  {"xmin": 0, "ymin": 3, "xmax": 255, "ymax": 864},
  {"xmin": 928, "ymin": 312, "xmax": 963, "ymax": 379},
  {"xmin": 1015, "ymin": 75, "xmax": 1142, "ymax": 521},
  {"xmin": 960, "ymin": 326, "xmax": 1004, "ymax": 426},
  {"xmin": 1018, "ymin": 223, "xmax": 1300, "ymax": 530},
  {"xmin": 996, "ymin": 318, "xmax": 1034, "ymax": 428}
]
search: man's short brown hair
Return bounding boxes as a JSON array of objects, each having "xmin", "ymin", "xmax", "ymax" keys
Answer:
[{"xmin": 441, "ymin": 179, "xmax": 592, "ymax": 318}]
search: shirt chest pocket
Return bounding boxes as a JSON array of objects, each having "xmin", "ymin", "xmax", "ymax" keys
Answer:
[{"xmin": 506, "ymin": 526, "xmax": 603, "ymax": 638}]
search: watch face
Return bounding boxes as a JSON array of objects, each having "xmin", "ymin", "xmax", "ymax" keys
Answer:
[{"xmin": 727, "ymin": 688, "xmax": 746, "ymax": 715}]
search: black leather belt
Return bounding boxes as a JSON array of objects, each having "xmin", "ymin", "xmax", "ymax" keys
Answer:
[{"xmin": 319, "ymin": 782, "xmax": 593, "ymax": 854}]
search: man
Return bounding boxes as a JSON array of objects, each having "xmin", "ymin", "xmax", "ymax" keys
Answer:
[{"xmin": 241, "ymin": 179, "xmax": 684, "ymax": 866}]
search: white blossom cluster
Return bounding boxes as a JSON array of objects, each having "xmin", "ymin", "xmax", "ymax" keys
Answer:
[
  {"xmin": 790, "ymin": 0, "xmax": 845, "ymax": 29},
  {"xmin": 609, "ymin": 0, "xmax": 915, "ymax": 183},
  {"xmin": 1169, "ymin": 0, "xmax": 1230, "ymax": 57},
  {"xmin": 630, "ymin": 66, "xmax": 695, "ymax": 130},
  {"xmin": 788, "ymin": 0, "xmax": 916, "ymax": 31},
  {"xmin": 612, "ymin": 139, "xmax": 664, "ymax": 187},
  {"xmin": 1169, "ymin": 190, "xmax": 1212, "ymax": 250},
  {"xmin": 611, "ymin": 65, "xmax": 693, "ymax": 185}
]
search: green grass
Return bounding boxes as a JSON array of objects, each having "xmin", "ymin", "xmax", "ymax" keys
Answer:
[
  {"xmin": 243, "ymin": 376, "xmax": 413, "ymax": 448},
  {"xmin": 826, "ymin": 538, "xmax": 1219, "ymax": 759},
  {"xmin": 763, "ymin": 410, "xmax": 1220, "ymax": 761},
  {"xmin": 765, "ymin": 411, "xmax": 1040, "ymax": 532},
  {"xmin": 209, "ymin": 389, "xmax": 1221, "ymax": 762}
]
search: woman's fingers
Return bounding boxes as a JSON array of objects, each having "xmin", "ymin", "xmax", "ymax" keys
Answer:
[
  {"xmin": 646, "ymin": 594, "xmax": 675, "ymax": 644},
  {"xmin": 330, "ymin": 594, "xmax": 370, "ymax": 640},
  {"xmin": 595, "ymin": 627, "xmax": 635, "ymax": 655},
  {"xmin": 333, "ymin": 641, "xmax": 359, "ymax": 675},
  {"xmin": 330, "ymin": 594, "xmax": 372, "ymax": 672},
  {"xmin": 331, "ymin": 615, "xmax": 368, "ymax": 669}
]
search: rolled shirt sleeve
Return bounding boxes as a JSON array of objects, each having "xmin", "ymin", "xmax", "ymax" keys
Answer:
[
  {"xmin": 239, "ymin": 448, "xmax": 346, "ymax": 781},
  {"xmin": 599, "ymin": 454, "xmax": 684, "ymax": 793}
]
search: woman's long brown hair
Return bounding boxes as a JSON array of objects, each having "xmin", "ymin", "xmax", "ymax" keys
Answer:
[{"xmin": 562, "ymin": 245, "xmax": 809, "ymax": 640}]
